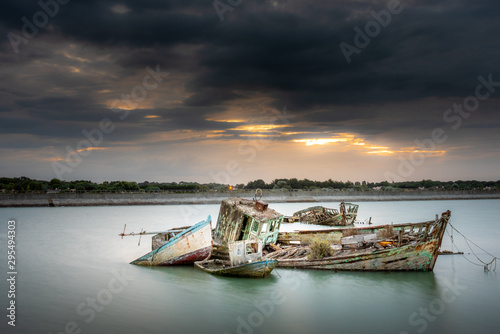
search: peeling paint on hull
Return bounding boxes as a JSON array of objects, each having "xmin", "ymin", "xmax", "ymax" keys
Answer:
[
  {"xmin": 276, "ymin": 240, "xmax": 439, "ymax": 271},
  {"xmin": 158, "ymin": 246, "xmax": 212, "ymax": 266},
  {"xmin": 131, "ymin": 218, "xmax": 213, "ymax": 266},
  {"xmin": 271, "ymin": 211, "xmax": 450, "ymax": 271}
]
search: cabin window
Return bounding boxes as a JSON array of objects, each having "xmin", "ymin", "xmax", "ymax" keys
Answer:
[
  {"xmin": 238, "ymin": 216, "xmax": 251, "ymax": 240},
  {"xmin": 246, "ymin": 243, "xmax": 259, "ymax": 254},
  {"xmin": 260, "ymin": 222, "xmax": 269, "ymax": 235},
  {"xmin": 252, "ymin": 221, "xmax": 260, "ymax": 234}
]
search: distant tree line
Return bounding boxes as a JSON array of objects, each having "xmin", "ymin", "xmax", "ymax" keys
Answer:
[
  {"xmin": 243, "ymin": 178, "xmax": 500, "ymax": 191},
  {"xmin": 0, "ymin": 177, "xmax": 227, "ymax": 194},
  {"xmin": 1, "ymin": 176, "xmax": 499, "ymax": 194}
]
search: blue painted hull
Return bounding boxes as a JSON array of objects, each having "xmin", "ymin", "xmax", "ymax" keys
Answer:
[{"xmin": 131, "ymin": 216, "xmax": 212, "ymax": 266}]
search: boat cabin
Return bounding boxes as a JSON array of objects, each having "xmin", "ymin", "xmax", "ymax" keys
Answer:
[
  {"xmin": 228, "ymin": 239, "xmax": 263, "ymax": 266},
  {"xmin": 213, "ymin": 198, "xmax": 283, "ymax": 246},
  {"xmin": 152, "ymin": 232, "xmax": 175, "ymax": 250},
  {"xmin": 150, "ymin": 225, "xmax": 191, "ymax": 250}
]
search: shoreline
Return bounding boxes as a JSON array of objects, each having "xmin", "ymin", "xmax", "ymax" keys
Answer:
[{"xmin": 1, "ymin": 190, "xmax": 499, "ymax": 207}]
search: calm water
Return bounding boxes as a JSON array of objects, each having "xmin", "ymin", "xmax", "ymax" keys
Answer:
[{"xmin": 1, "ymin": 200, "xmax": 499, "ymax": 334}]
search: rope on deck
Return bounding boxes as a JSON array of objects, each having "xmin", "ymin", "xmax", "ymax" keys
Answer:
[{"xmin": 447, "ymin": 222, "xmax": 497, "ymax": 271}]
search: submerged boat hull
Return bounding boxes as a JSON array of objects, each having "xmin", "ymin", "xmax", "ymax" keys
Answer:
[
  {"xmin": 291, "ymin": 203, "xmax": 359, "ymax": 227},
  {"xmin": 131, "ymin": 218, "xmax": 212, "ymax": 266},
  {"xmin": 270, "ymin": 211, "xmax": 450, "ymax": 271},
  {"xmin": 194, "ymin": 259, "xmax": 278, "ymax": 278},
  {"xmin": 275, "ymin": 239, "xmax": 441, "ymax": 271}
]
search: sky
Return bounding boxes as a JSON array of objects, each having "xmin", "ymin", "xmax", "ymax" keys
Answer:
[{"xmin": 1, "ymin": 0, "xmax": 499, "ymax": 184}]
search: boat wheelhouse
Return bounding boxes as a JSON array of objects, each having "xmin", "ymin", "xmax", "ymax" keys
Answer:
[{"xmin": 213, "ymin": 198, "xmax": 283, "ymax": 247}]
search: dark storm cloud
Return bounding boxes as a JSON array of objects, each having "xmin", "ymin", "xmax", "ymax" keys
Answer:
[
  {"xmin": 196, "ymin": 1, "xmax": 497, "ymax": 106},
  {"xmin": 0, "ymin": 98, "xmax": 112, "ymax": 142},
  {"xmin": 1, "ymin": 0, "xmax": 500, "ymax": 149}
]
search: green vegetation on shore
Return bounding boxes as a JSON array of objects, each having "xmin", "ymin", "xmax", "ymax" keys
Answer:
[
  {"xmin": 246, "ymin": 178, "xmax": 500, "ymax": 191},
  {"xmin": 1, "ymin": 176, "xmax": 499, "ymax": 194}
]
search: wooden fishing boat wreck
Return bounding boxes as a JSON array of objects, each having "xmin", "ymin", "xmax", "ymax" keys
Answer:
[
  {"xmin": 195, "ymin": 240, "xmax": 278, "ymax": 278},
  {"xmin": 264, "ymin": 210, "xmax": 451, "ymax": 271},
  {"xmin": 284, "ymin": 202, "xmax": 359, "ymax": 226},
  {"xmin": 211, "ymin": 198, "xmax": 283, "ymax": 260},
  {"xmin": 124, "ymin": 216, "xmax": 213, "ymax": 266},
  {"xmin": 195, "ymin": 258, "xmax": 278, "ymax": 278}
]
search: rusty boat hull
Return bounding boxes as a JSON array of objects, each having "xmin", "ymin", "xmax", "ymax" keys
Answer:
[
  {"xmin": 194, "ymin": 259, "xmax": 278, "ymax": 278},
  {"xmin": 267, "ymin": 211, "xmax": 450, "ymax": 271},
  {"xmin": 131, "ymin": 216, "xmax": 212, "ymax": 266}
]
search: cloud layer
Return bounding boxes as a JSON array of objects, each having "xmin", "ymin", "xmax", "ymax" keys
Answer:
[{"xmin": 1, "ymin": 0, "xmax": 499, "ymax": 182}]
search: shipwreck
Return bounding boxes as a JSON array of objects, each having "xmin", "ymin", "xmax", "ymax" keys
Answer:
[
  {"xmin": 284, "ymin": 202, "xmax": 359, "ymax": 226},
  {"xmin": 118, "ymin": 192, "xmax": 453, "ymax": 273},
  {"xmin": 121, "ymin": 216, "xmax": 213, "ymax": 266},
  {"xmin": 195, "ymin": 239, "xmax": 278, "ymax": 278},
  {"xmin": 212, "ymin": 198, "xmax": 283, "ymax": 260},
  {"xmin": 265, "ymin": 210, "xmax": 451, "ymax": 271}
]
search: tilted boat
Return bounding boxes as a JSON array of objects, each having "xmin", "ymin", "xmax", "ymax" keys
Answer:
[
  {"xmin": 284, "ymin": 202, "xmax": 359, "ymax": 226},
  {"xmin": 195, "ymin": 259, "xmax": 278, "ymax": 278},
  {"xmin": 128, "ymin": 216, "xmax": 213, "ymax": 266},
  {"xmin": 211, "ymin": 197, "xmax": 283, "ymax": 260},
  {"xmin": 264, "ymin": 210, "xmax": 451, "ymax": 271},
  {"xmin": 195, "ymin": 239, "xmax": 278, "ymax": 278}
]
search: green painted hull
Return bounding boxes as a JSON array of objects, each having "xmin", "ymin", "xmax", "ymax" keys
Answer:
[
  {"xmin": 272, "ymin": 211, "xmax": 450, "ymax": 271},
  {"xmin": 276, "ymin": 239, "xmax": 440, "ymax": 271},
  {"xmin": 194, "ymin": 259, "xmax": 278, "ymax": 278}
]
